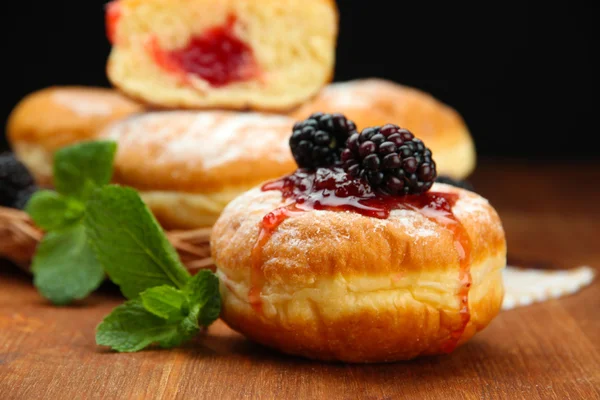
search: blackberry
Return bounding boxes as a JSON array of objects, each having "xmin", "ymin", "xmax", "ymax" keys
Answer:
[
  {"xmin": 341, "ymin": 124, "xmax": 437, "ymax": 195},
  {"xmin": 290, "ymin": 112, "xmax": 358, "ymax": 169},
  {"xmin": 435, "ymin": 175, "xmax": 475, "ymax": 192},
  {"xmin": 0, "ymin": 152, "xmax": 37, "ymax": 209},
  {"xmin": 12, "ymin": 185, "xmax": 38, "ymax": 210}
]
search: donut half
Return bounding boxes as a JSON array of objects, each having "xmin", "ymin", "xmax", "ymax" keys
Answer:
[{"xmin": 106, "ymin": 0, "xmax": 338, "ymax": 111}]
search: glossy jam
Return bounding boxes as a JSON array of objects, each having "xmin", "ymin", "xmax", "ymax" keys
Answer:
[
  {"xmin": 249, "ymin": 203, "xmax": 304, "ymax": 314},
  {"xmin": 252, "ymin": 168, "xmax": 473, "ymax": 352},
  {"xmin": 105, "ymin": 1, "xmax": 121, "ymax": 44},
  {"xmin": 149, "ymin": 16, "xmax": 257, "ymax": 87}
]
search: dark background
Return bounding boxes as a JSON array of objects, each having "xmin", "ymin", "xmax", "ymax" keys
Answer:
[{"xmin": 1, "ymin": 1, "xmax": 595, "ymax": 159}]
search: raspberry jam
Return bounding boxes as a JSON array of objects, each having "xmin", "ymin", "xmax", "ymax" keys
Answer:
[
  {"xmin": 252, "ymin": 167, "xmax": 472, "ymax": 352},
  {"xmin": 148, "ymin": 16, "xmax": 258, "ymax": 87}
]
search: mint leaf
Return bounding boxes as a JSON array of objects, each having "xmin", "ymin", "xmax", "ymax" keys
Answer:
[
  {"xmin": 26, "ymin": 190, "xmax": 85, "ymax": 231},
  {"xmin": 185, "ymin": 271, "xmax": 221, "ymax": 326},
  {"xmin": 96, "ymin": 271, "xmax": 221, "ymax": 351},
  {"xmin": 54, "ymin": 141, "xmax": 117, "ymax": 200},
  {"xmin": 26, "ymin": 140, "xmax": 117, "ymax": 305},
  {"xmin": 141, "ymin": 286, "xmax": 187, "ymax": 321},
  {"xmin": 85, "ymin": 186, "xmax": 191, "ymax": 299},
  {"xmin": 164, "ymin": 312, "xmax": 201, "ymax": 348},
  {"xmin": 96, "ymin": 299, "xmax": 199, "ymax": 352},
  {"xmin": 87, "ymin": 185, "xmax": 222, "ymax": 352},
  {"xmin": 31, "ymin": 224, "xmax": 104, "ymax": 305}
]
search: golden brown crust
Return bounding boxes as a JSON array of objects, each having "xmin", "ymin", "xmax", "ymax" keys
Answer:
[
  {"xmin": 289, "ymin": 79, "xmax": 477, "ymax": 179},
  {"xmin": 219, "ymin": 266, "xmax": 504, "ymax": 362},
  {"xmin": 212, "ymin": 183, "xmax": 505, "ymax": 279},
  {"xmin": 211, "ymin": 183, "xmax": 506, "ymax": 362},
  {"xmin": 6, "ymin": 86, "xmax": 144, "ymax": 185},
  {"xmin": 7, "ymin": 86, "xmax": 144, "ymax": 152},
  {"xmin": 99, "ymin": 111, "xmax": 297, "ymax": 193},
  {"xmin": 138, "ymin": 185, "xmax": 258, "ymax": 230}
]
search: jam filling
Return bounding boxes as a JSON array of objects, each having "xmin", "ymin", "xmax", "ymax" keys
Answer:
[
  {"xmin": 148, "ymin": 16, "xmax": 258, "ymax": 88},
  {"xmin": 105, "ymin": 1, "xmax": 122, "ymax": 45},
  {"xmin": 252, "ymin": 167, "xmax": 472, "ymax": 352}
]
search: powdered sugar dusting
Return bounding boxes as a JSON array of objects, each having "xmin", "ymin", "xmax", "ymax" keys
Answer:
[
  {"xmin": 191, "ymin": 113, "xmax": 292, "ymax": 170},
  {"xmin": 270, "ymin": 225, "xmax": 310, "ymax": 256},
  {"xmin": 388, "ymin": 209, "xmax": 440, "ymax": 238},
  {"xmin": 321, "ymin": 79, "xmax": 396, "ymax": 110},
  {"xmin": 503, "ymin": 266, "xmax": 595, "ymax": 310},
  {"xmin": 219, "ymin": 181, "xmax": 501, "ymax": 266},
  {"xmin": 439, "ymin": 184, "xmax": 494, "ymax": 227},
  {"xmin": 102, "ymin": 111, "xmax": 294, "ymax": 170},
  {"xmin": 225, "ymin": 183, "xmax": 494, "ymax": 245},
  {"xmin": 322, "ymin": 81, "xmax": 377, "ymax": 109}
]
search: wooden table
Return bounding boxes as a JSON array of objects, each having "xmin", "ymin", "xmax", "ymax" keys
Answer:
[{"xmin": 1, "ymin": 161, "xmax": 599, "ymax": 399}]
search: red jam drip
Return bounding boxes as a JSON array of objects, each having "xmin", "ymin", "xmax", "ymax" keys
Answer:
[
  {"xmin": 148, "ymin": 16, "xmax": 258, "ymax": 87},
  {"xmin": 252, "ymin": 168, "xmax": 472, "ymax": 351},
  {"xmin": 249, "ymin": 204, "xmax": 304, "ymax": 313},
  {"xmin": 105, "ymin": 1, "xmax": 122, "ymax": 45}
]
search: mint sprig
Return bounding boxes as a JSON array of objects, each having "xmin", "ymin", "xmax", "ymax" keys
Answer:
[
  {"xmin": 30, "ymin": 224, "xmax": 105, "ymax": 305},
  {"xmin": 26, "ymin": 141, "xmax": 117, "ymax": 305},
  {"xmin": 141, "ymin": 285, "xmax": 188, "ymax": 321},
  {"xmin": 54, "ymin": 140, "xmax": 118, "ymax": 200},
  {"xmin": 85, "ymin": 186, "xmax": 189, "ymax": 298},
  {"xmin": 85, "ymin": 186, "xmax": 221, "ymax": 352},
  {"xmin": 94, "ymin": 299, "xmax": 196, "ymax": 352},
  {"xmin": 26, "ymin": 191, "xmax": 85, "ymax": 231}
]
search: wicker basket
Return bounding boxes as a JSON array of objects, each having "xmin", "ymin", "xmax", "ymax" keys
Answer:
[{"xmin": 0, "ymin": 206, "xmax": 214, "ymax": 274}]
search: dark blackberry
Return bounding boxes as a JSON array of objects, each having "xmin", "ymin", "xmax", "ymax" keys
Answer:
[
  {"xmin": 341, "ymin": 124, "xmax": 437, "ymax": 195},
  {"xmin": 435, "ymin": 176, "xmax": 475, "ymax": 192},
  {"xmin": 12, "ymin": 185, "xmax": 38, "ymax": 210},
  {"xmin": 0, "ymin": 152, "xmax": 37, "ymax": 209},
  {"xmin": 290, "ymin": 112, "xmax": 358, "ymax": 169}
]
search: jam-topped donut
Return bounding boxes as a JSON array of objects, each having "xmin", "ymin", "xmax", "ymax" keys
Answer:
[
  {"xmin": 211, "ymin": 114, "xmax": 506, "ymax": 362},
  {"xmin": 105, "ymin": 0, "xmax": 338, "ymax": 111}
]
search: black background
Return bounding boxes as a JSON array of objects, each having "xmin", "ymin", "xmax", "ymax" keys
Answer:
[{"xmin": 1, "ymin": 1, "xmax": 595, "ymax": 159}]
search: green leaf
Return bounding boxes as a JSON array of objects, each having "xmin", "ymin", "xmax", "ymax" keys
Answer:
[
  {"xmin": 26, "ymin": 190, "xmax": 85, "ymax": 231},
  {"xmin": 54, "ymin": 141, "xmax": 117, "ymax": 200},
  {"xmin": 31, "ymin": 224, "xmax": 104, "ymax": 306},
  {"xmin": 185, "ymin": 271, "xmax": 221, "ymax": 326},
  {"xmin": 85, "ymin": 185, "xmax": 191, "ymax": 299},
  {"xmin": 95, "ymin": 267, "xmax": 221, "ymax": 353},
  {"xmin": 96, "ymin": 299, "xmax": 199, "ymax": 352},
  {"xmin": 141, "ymin": 286, "xmax": 188, "ymax": 321}
]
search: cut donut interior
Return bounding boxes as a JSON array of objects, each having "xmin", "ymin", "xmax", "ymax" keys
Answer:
[{"xmin": 106, "ymin": 0, "xmax": 338, "ymax": 111}]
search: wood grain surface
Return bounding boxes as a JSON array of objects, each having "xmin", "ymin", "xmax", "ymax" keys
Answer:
[{"xmin": 1, "ymin": 161, "xmax": 599, "ymax": 400}]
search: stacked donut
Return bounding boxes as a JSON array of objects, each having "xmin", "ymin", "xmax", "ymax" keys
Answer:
[
  {"xmin": 4, "ymin": 0, "xmax": 506, "ymax": 362},
  {"xmin": 7, "ymin": 0, "xmax": 476, "ymax": 229}
]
